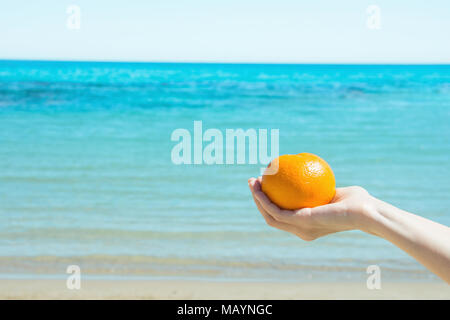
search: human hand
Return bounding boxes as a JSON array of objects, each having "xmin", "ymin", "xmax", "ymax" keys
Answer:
[
  {"xmin": 249, "ymin": 176, "xmax": 450, "ymax": 283},
  {"xmin": 248, "ymin": 177, "xmax": 377, "ymax": 240}
]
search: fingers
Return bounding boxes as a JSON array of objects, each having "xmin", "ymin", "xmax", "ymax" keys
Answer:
[
  {"xmin": 250, "ymin": 177, "xmax": 297, "ymax": 224},
  {"xmin": 251, "ymin": 193, "xmax": 293, "ymax": 233},
  {"xmin": 248, "ymin": 178, "xmax": 297, "ymax": 234}
]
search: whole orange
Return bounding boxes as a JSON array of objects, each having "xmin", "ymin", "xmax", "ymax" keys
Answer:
[{"xmin": 261, "ymin": 153, "xmax": 336, "ymax": 210}]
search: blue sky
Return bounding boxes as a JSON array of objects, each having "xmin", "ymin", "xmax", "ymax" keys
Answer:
[{"xmin": 0, "ymin": 0, "xmax": 449, "ymax": 63}]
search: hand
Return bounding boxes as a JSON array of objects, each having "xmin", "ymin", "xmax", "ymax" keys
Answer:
[
  {"xmin": 248, "ymin": 177, "xmax": 377, "ymax": 240},
  {"xmin": 249, "ymin": 176, "xmax": 450, "ymax": 283}
]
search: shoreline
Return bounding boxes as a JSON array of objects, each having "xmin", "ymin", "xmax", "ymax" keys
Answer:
[{"xmin": 1, "ymin": 279, "xmax": 449, "ymax": 300}]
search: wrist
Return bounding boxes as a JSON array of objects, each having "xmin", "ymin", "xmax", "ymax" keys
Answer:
[{"xmin": 355, "ymin": 196, "xmax": 387, "ymax": 237}]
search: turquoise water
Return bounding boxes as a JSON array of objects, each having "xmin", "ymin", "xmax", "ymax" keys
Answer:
[{"xmin": 0, "ymin": 61, "xmax": 449, "ymax": 281}]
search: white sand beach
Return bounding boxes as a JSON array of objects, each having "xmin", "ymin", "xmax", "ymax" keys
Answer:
[{"xmin": 0, "ymin": 279, "xmax": 449, "ymax": 300}]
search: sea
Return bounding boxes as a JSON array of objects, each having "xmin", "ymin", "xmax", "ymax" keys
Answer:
[{"xmin": 0, "ymin": 60, "xmax": 449, "ymax": 282}]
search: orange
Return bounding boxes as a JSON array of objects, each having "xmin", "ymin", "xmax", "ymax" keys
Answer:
[{"xmin": 261, "ymin": 153, "xmax": 336, "ymax": 210}]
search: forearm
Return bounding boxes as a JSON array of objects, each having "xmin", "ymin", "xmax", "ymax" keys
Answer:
[{"xmin": 361, "ymin": 197, "xmax": 450, "ymax": 284}]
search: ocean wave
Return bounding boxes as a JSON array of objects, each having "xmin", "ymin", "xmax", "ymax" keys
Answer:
[{"xmin": 0, "ymin": 255, "xmax": 433, "ymax": 281}]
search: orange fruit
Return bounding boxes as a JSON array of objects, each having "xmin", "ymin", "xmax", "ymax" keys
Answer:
[{"xmin": 261, "ymin": 153, "xmax": 336, "ymax": 210}]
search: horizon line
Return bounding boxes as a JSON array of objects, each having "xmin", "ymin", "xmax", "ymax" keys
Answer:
[{"xmin": 0, "ymin": 58, "xmax": 449, "ymax": 66}]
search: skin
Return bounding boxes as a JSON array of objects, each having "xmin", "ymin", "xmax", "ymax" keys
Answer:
[{"xmin": 248, "ymin": 177, "xmax": 450, "ymax": 284}]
